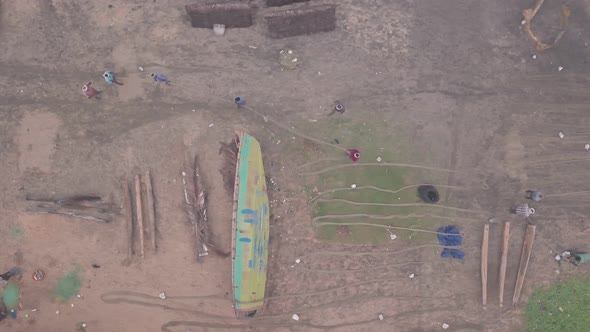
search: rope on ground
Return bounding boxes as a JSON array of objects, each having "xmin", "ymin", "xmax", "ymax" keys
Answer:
[
  {"xmin": 312, "ymin": 213, "xmax": 478, "ymax": 223},
  {"xmin": 298, "ymin": 244, "xmax": 462, "ymax": 260},
  {"xmin": 300, "ymin": 162, "xmax": 455, "ymax": 176},
  {"xmin": 309, "ymin": 184, "xmax": 464, "ymax": 202},
  {"xmin": 315, "ymin": 198, "xmax": 485, "ymax": 214},
  {"xmin": 313, "ymin": 221, "xmax": 467, "ymax": 236}
]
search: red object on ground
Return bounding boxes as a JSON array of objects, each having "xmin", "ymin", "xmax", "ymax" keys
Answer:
[{"xmin": 347, "ymin": 149, "xmax": 361, "ymax": 162}]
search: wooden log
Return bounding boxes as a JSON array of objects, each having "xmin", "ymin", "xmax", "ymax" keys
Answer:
[
  {"xmin": 265, "ymin": 4, "xmax": 336, "ymax": 39},
  {"xmin": 481, "ymin": 224, "xmax": 489, "ymax": 306},
  {"xmin": 185, "ymin": 3, "xmax": 255, "ymax": 29},
  {"xmin": 144, "ymin": 171, "xmax": 157, "ymax": 252},
  {"xmin": 499, "ymin": 221, "xmax": 511, "ymax": 307},
  {"xmin": 134, "ymin": 175, "xmax": 145, "ymax": 259},
  {"xmin": 121, "ymin": 179, "xmax": 134, "ymax": 257},
  {"xmin": 266, "ymin": 0, "xmax": 309, "ymax": 7},
  {"xmin": 513, "ymin": 224, "xmax": 536, "ymax": 307}
]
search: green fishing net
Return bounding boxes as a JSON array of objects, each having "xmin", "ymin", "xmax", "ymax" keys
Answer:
[
  {"xmin": 54, "ymin": 268, "xmax": 81, "ymax": 302},
  {"xmin": 2, "ymin": 281, "xmax": 20, "ymax": 309}
]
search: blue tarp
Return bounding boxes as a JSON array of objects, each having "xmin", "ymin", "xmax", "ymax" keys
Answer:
[{"xmin": 437, "ymin": 225, "xmax": 464, "ymax": 259}]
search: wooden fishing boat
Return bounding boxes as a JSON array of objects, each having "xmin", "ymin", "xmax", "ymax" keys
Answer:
[{"xmin": 231, "ymin": 131, "xmax": 270, "ymax": 319}]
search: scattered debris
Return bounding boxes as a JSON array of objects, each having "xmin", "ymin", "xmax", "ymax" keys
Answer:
[
  {"xmin": 523, "ymin": 0, "xmax": 569, "ymax": 51},
  {"xmin": 555, "ymin": 254, "xmax": 562, "ymax": 261},
  {"xmin": 378, "ymin": 314, "xmax": 384, "ymax": 321},
  {"xmin": 138, "ymin": 66, "xmax": 144, "ymax": 72},
  {"xmin": 279, "ymin": 49, "xmax": 301, "ymax": 70},
  {"xmin": 25, "ymin": 195, "xmax": 112, "ymax": 223},
  {"xmin": 559, "ymin": 132, "xmax": 565, "ymax": 139},
  {"xmin": 418, "ymin": 185, "xmax": 440, "ymax": 204},
  {"xmin": 213, "ymin": 24, "xmax": 226, "ymax": 36},
  {"xmin": 442, "ymin": 323, "xmax": 450, "ymax": 329},
  {"xmin": 292, "ymin": 313, "xmax": 300, "ymax": 321},
  {"xmin": 159, "ymin": 292, "xmax": 166, "ymax": 299},
  {"xmin": 295, "ymin": 259, "xmax": 301, "ymax": 264}
]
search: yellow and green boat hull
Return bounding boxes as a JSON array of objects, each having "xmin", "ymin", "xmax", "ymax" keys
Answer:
[{"xmin": 231, "ymin": 131, "xmax": 270, "ymax": 318}]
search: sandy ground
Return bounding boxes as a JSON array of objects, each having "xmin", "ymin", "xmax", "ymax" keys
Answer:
[{"xmin": 1, "ymin": 0, "xmax": 590, "ymax": 331}]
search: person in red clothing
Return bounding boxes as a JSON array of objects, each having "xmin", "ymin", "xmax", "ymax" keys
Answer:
[{"xmin": 347, "ymin": 149, "xmax": 361, "ymax": 162}]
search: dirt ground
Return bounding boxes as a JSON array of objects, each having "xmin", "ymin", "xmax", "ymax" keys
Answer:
[{"xmin": 1, "ymin": 0, "xmax": 590, "ymax": 331}]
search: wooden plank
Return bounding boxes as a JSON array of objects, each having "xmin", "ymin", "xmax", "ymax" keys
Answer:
[
  {"xmin": 121, "ymin": 178, "xmax": 133, "ymax": 257},
  {"xmin": 481, "ymin": 224, "xmax": 489, "ymax": 306},
  {"xmin": 144, "ymin": 171, "xmax": 157, "ymax": 252},
  {"xmin": 499, "ymin": 221, "xmax": 511, "ymax": 307},
  {"xmin": 512, "ymin": 224, "xmax": 536, "ymax": 307},
  {"xmin": 134, "ymin": 175, "xmax": 145, "ymax": 259}
]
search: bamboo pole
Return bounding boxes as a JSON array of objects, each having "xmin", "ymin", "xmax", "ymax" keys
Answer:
[
  {"xmin": 144, "ymin": 171, "xmax": 157, "ymax": 252},
  {"xmin": 481, "ymin": 224, "xmax": 489, "ymax": 306},
  {"xmin": 134, "ymin": 175, "xmax": 145, "ymax": 259},
  {"xmin": 499, "ymin": 222, "xmax": 511, "ymax": 307},
  {"xmin": 513, "ymin": 224, "xmax": 536, "ymax": 307},
  {"xmin": 121, "ymin": 178, "xmax": 133, "ymax": 257}
]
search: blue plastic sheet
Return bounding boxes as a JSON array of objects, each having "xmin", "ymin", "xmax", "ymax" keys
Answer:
[{"xmin": 437, "ymin": 225, "xmax": 464, "ymax": 259}]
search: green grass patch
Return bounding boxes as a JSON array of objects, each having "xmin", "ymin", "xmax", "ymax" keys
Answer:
[
  {"xmin": 526, "ymin": 277, "xmax": 590, "ymax": 332},
  {"xmin": 292, "ymin": 117, "xmax": 451, "ymax": 244}
]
